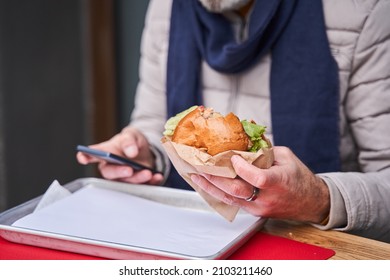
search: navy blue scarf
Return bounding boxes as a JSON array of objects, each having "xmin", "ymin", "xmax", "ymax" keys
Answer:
[{"xmin": 166, "ymin": 0, "xmax": 340, "ymax": 190}]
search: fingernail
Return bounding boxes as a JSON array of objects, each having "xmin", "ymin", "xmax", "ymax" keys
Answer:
[
  {"xmin": 230, "ymin": 155, "xmax": 240, "ymax": 165},
  {"xmin": 121, "ymin": 167, "xmax": 132, "ymax": 177},
  {"xmin": 191, "ymin": 174, "xmax": 200, "ymax": 184},
  {"xmin": 137, "ymin": 171, "xmax": 151, "ymax": 181},
  {"xmin": 231, "ymin": 155, "xmax": 240, "ymax": 164},
  {"xmin": 124, "ymin": 146, "xmax": 137, "ymax": 157}
]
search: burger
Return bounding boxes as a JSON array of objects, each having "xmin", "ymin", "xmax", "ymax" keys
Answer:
[{"xmin": 163, "ymin": 105, "xmax": 270, "ymax": 156}]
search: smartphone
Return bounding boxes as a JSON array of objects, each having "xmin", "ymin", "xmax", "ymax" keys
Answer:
[{"xmin": 76, "ymin": 145, "xmax": 159, "ymax": 174}]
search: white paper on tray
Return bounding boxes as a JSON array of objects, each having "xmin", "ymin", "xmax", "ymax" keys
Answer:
[
  {"xmin": 34, "ymin": 180, "xmax": 71, "ymax": 212},
  {"xmin": 12, "ymin": 183, "xmax": 259, "ymax": 258}
]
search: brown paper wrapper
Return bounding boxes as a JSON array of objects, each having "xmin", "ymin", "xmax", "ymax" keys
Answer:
[{"xmin": 161, "ymin": 137, "xmax": 274, "ymax": 221}]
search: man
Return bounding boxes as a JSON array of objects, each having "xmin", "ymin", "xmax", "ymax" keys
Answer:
[{"xmin": 77, "ymin": 0, "xmax": 390, "ymax": 242}]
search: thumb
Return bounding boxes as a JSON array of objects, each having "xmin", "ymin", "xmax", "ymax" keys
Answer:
[
  {"xmin": 120, "ymin": 127, "xmax": 147, "ymax": 159},
  {"xmin": 231, "ymin": 155, "xmax": 279, "ymax": 189},
  {"xmin": 123, "ymin": 144, "xmax": 139, "ymax": 158}
]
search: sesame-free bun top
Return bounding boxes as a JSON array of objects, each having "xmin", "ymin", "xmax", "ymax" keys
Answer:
[{"xmin": 171, "ymin": 106, "xmax": 249, "ymax": 156}]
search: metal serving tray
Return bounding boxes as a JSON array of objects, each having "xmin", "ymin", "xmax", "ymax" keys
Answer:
[{"xmin": 0, "ymin": 178, "xmax": 265, "ymax": 260}]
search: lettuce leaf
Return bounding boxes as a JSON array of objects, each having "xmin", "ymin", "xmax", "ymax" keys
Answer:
[{"xmin": 241, "ymin": 120, "xmax": 268, "ymax": 152}]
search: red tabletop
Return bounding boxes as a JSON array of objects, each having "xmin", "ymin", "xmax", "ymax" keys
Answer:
[{"xmin": 0, "ymin": 232, "xmax": 335, "ymax": 260}]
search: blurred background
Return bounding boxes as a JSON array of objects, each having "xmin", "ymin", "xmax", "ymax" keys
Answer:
[{"xmin": 0, "ymin": 0, "xmax": 150, "ymax": 211}]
